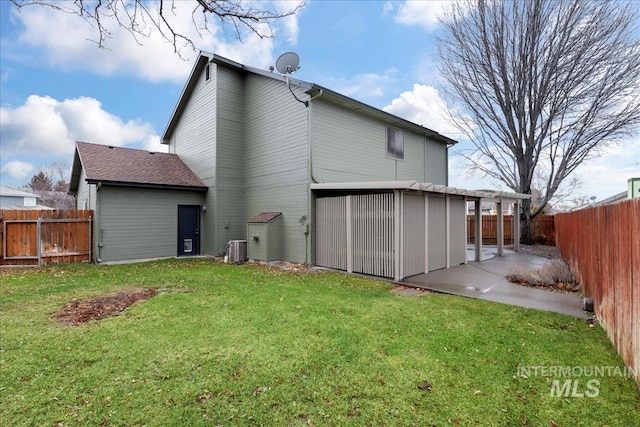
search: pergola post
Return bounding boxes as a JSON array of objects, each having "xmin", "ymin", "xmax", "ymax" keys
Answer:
[
  {"xmin": 514, "ymin": 200, "xmax": 521, "ymax": 252},
  {"xmin": 394, "ymin": 190, "xmax": 401, "ymax": 281},
  {"xmin": 474, "ymin": 199, "xmax": 482, "ymax": 261},
  {"xmin": 445, "ymin": 194, "xmax": 451, "ymax": 268},
  {"xmin": 497, "ymin": 199, "xmax": 504, "ymax": 256},
  {"xmin": 424, "ymin": 194, "xmax": 429, "ymax": 273},
  {"xmin": 346, "ymin": 195, "xmax": 353, "ymax": 273}
]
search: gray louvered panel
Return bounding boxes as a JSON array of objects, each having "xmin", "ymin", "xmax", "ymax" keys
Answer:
[
  {"xmin": 428, "ymin": 195, "xmax": 447, "ymax": 271},
  {"xmin": 449, "ymin": 196, "xmax": 467, "ymax": 266},
  {"xmin": 315, "ymin": 197, "xmax": 347, "ymax": 270},
  {"xmin": 352, "ymin": 193, "xmax": 394, "ymax": 278},
  {"xmin": 403, "ymin": 193, "xmax": 426, "ymax": 277}
]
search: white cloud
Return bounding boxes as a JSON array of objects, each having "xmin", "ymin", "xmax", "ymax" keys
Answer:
[
  {"xmin": 326, "ymin": 68, "xmax": 398, "ymax": 104},
  {"xmin": 386, "ymin": 1, "xmax": 453, "ymax": 29},
  {"xmin": 0, "ymin": 95, "xmax": 162, "ymax": 158},
  {"xmin": 573, "ymin": 138, "xmax": 640, "ymax": 201},
  {"xmin": 10, "ymin": 1, "xmax": 303, "ymax": 83},
  {"xmin": 278, "ymin": 2, "xmax": 303, "ymax": 44},
  {"xmin": 384, "ymin": 84, "xmax": 467, "ymax": 137},
  {"xmin": 1, "ymin": 160, "xmax": 34, "ymax": 180},
  {"xmin": 142, "ymin": 134, "xmax": 166, "ymax": 153}
]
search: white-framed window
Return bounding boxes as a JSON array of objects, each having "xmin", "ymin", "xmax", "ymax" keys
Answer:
[{"xmin": 386, "ymin": 125, "xmax": 404, "ymax": 160}]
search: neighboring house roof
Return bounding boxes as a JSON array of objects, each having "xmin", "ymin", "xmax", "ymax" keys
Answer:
[
  {"xmin": 69, "ymin": 142, "xmax": 208, "ymax": 193},
  {"xmin": 162, "ymin": 52, "xmax": 458, "ymax": 147},
  {"xmin": 596, "ymin": 191, "xmax": 627, "ymax": 206},
  {"xmin": 0, "ymin": 185, "xmax": 39, "ymax": 198},
  {"xmin": 1, "ymin": 204, "xmax": 54, "ymax": 210}
]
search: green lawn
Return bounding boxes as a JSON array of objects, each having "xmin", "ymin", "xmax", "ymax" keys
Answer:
[{"xmin": 1, "ymin": 259, "xmax": 638, "ymax": 426}]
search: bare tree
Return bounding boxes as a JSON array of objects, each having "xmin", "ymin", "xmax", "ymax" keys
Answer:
[
  {"xmin": 23, "ymin": 161, "xmax": 75, "ymax": 208},
  {"xmin": 9, "ymin": 0, "xmax": 303, "ymax": 55},
  {"xmin": 438, "ymin": 0, "xmax": 640, "ymax": 243}
]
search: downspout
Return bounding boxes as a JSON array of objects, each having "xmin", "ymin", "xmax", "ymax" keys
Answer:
[
  {"xmin": 306, "ymin": 89, "xmax": 324, "ymax": 265},
  {"xmin": 446, "ymin": 141, "xmax": 456, "ymax": 186}
]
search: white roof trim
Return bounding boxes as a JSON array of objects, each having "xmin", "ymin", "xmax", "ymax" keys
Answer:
[{"xmin": 310, "ymin": 181, "xmax": 530, "ymax": 200}]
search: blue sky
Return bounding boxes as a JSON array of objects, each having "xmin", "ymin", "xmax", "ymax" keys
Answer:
[{"xmin": 1, "ymin": 1, "xmax": 638, "ymax": 205}]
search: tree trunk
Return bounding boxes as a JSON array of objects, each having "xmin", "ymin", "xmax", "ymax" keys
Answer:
[{"xmin": 520, "ymin": 198, "xmax": 534, "ymax": 245}]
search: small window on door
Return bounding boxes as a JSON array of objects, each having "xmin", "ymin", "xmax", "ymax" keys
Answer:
[
  {"xmin": 184, "ymin": 239, "xmax": 193, "ymax": 253},
  {"xmin": 386, "ymin": 126, "xmax": 404, "ymax": 160}
]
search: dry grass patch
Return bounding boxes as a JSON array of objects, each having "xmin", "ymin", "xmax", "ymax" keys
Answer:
[{"xmin": 507, "ymin": 259, "xmax": 581, "ymax": 293}]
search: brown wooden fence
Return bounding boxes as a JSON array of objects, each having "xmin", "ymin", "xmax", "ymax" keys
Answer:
[
  {"xmin": 467, "ymin": 215, "xmax": 555, "ymax": 246},
  {"xmin": 555, "ymin": 198, "xmax": 639, "ymax": 389},
  {"xmin": 1, "ymin": 210, "xmax": 93, "ymax": 266}
]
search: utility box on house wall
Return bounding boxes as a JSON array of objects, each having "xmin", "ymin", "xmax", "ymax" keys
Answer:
[{"xmin": 247, "ymin": 212, "xmax": 283, "ymax": 261}]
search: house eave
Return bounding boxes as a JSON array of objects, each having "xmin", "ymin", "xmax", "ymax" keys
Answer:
[
  {"xmin": 306, "ymin": 85, "xmax": 458, "ymax": 146},
  {"xmin": 161, "ymin": 52, "xmax": 457, "ymax": 147},
  {"xmin": 85, "ymin": 179, "xmax": 209, "ymax": 192}
]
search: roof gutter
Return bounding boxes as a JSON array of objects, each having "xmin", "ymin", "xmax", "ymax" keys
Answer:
[
  {"xmin": 311, "ymin": 181, "xmax": 422, "ymax": 191},
  {"xmin": 310, "ymin": 181, "xmax": 530, "ymax": 200},
  {"xmin": 306, "ymin": 84, "xmax": 457, "ymax": 146},
  {"xmin": 85, "ymin": 180, "xmax": 209, "ymax": 192}
]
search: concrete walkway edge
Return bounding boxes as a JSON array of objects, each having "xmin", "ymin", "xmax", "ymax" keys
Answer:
[{"xmin": 401, "ymin": 249, "xmax": 588, "ymax": 319}]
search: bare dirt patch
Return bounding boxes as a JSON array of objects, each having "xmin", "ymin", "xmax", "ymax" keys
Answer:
[
  {"xmin": 390, "ymin": 285, "xmax": 432, "ymax": 297},
  {"xmin": 54, "ymin": 288, "xmax": 158, "ymax": 326}
]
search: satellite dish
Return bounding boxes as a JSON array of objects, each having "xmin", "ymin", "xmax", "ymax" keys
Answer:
[{"xmin": 276, "ymin": 52, "xmax": 300, "ymax": 75}]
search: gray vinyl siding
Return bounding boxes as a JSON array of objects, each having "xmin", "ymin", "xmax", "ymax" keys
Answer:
[
  {"xmin": 449, "ymin": 196, "xmax": 466, "ymax": 265},
  {"xmin": 312, "ymin": 99, "xmax": 393, "ymax": 182},
  {"xmin": 168, "ymin": 61, "xmax": 217, "ymax": 254},
  {"xmin": 311, "ymin": 98, "xmax": 445, "ymax": 183},
  {"xmin": 428, "ymin": 195, "xmax": 447, "ymax": 271},
  {"xmin": 76, "ymin": 169, "xmax": 96, "ymax": 210},
  {"xmin": 425, "ymin": 139, "xmax": 448, "ymax": 185},
  {"xmin": 214, "ymin": 67, "xmax": 245, "ymax": 254},
  {"xmin": 243, "ymin": 74, "xmax": 310, "ymax": 264},
  {"xmin": 96, "ymin": 186, "xmax": 204, "ymax": 262},
  {"xmin": 397, "ymin": 132, "xmax": 428, "ymax": 182}
]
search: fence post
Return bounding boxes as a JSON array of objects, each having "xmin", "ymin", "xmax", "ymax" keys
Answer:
[{"xmin": 37, "ymin": 218, "xmax": 42, "ymax": 268}]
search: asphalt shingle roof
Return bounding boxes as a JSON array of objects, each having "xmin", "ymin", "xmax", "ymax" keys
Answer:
[
  {"xmin": 75, "ymin": 142, "xmax": 206, "ymax": 189},
  {"xmin": 247, "ymin": 212, "xmax": 282, "ymax": 223}
]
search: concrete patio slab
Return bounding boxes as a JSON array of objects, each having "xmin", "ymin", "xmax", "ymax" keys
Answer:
[{"xmin": 403, "ymin": 247, "xmax": 588, "ymax": 319}]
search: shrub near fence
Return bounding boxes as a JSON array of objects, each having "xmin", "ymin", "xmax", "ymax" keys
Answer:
[
  {"xmin": 0, "ymin": 210, "xmax": 93, "ymax": 266},
  {"xmin": 467, "ymin": 215, "xmax": 555, "ymax": 246},
  {"xmin": 555, "ymin": 199, "xmax": 639, "ymax": 389}
]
